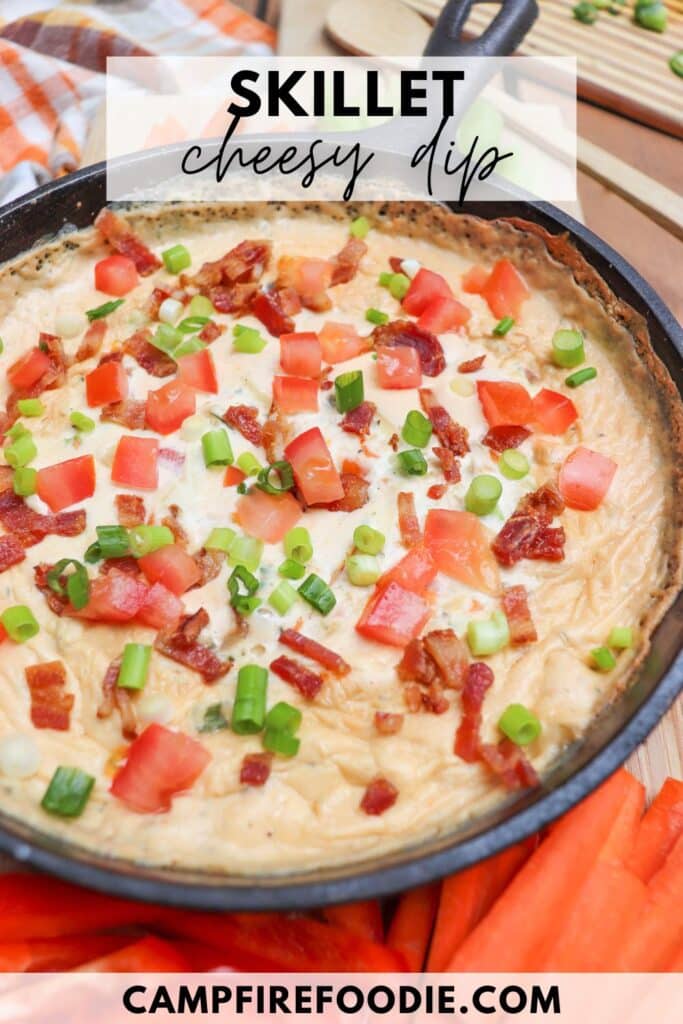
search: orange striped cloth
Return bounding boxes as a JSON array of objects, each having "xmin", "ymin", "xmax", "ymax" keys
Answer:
[{"xmin": 0, "ymin": 1, "xmax": 275, "ymax": 192}]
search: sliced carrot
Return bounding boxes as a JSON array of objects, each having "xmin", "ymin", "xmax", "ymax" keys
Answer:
[
  {"xmin": 598, "ymin": 771, "xmax": 646, "ymax": 862},
  {"xmin": 446, "ymin": 768, "xmax": 638, "ymax": 972},
  {"xmin": 626, "ymin": 777, "xmax": 683, "ymax": 881},
  {"xmin": 0, "ymin": 933, "xmax": 130, "ymax": 972},
  {"xmin": 666, "ymin": 944, "xmax": 683, "ymax": 972},
  {"xmin": 427, "ymin": 839, "xmax": 534, "ymax": 971},
  {"xmin": 77, "ymin": 935, "xmax": 191, "ymax": 972},
  {"xmin": 322, "ymin": 900, "xmax": 384, "ymax": 943},
  {"xmin": 387, "ymin": 883, "xmax": 439, "ymax": 972}
]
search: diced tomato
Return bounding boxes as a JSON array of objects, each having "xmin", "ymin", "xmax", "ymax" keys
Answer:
[
  {"xmin": 111, "ymin": 435, "xmax": 159, "ymax": 490},
  {"xmin": 282, "ymin": 257, "xmax": 333, "ymax": 302},
  {"xmin": 223, "ymin": 465, "xmax": 246, "ymax": 487},
  {"xmin": 136, "ymin": 582, "xmax": 185, "ymax": 630},
  {"xmin": 378, "ymin": 545, "xmax": 437, "ymax": 594},
  {"xmin": 424, "ymin": 509, "xmax": 500, "ymax": 594},
  {"xmin": 70, "ymin": 571, "xmax": 148, "ymax": 623},
  {"xmin": 284, "ymin": 427, "xmax": 344, "ymax": 506},
  {"xmin": 402, "ymin": 268, "xmax": 453, "ymax": 317},
  {"xmin": 462, "ymin": 265, "xmax": 489, "ymax": 294},
  {"xmin": 177, "ymin": 348, "xmax": 218, "ymax": 395},
  {"xmin": 356, "ymin": 581, "xmax": 431, "ymax": 648},
  {"xmin": 319, "ymin": 322, "xmax": 370, "ymax": 364},
  {"xmin": 417, "ymin": 296, "xmax": 471, "ymax": 334},
  {"xmin": 376, "ymin": 346, "xmax": 421, "ymax": 389},
  {"xmin": 7, "ymin": 347, "xmax": 51, "ymax": 392},
  {"xmin": 110, "ymin": 723, "xmax": 210, "ymax": 813},
  {"xmin": 94, "ymin": 254, "xmax": 138, "ymax": 296},
  {"xmin": 272, "ymin": 375, "xmax": 319, "ymax": 413},
  {"xmin": 480, "ymin": 259, "xmax": 530, "ymax": 320},
  {"xmin": 0, "ymin": 623, "xmax": 8, "ymax": 644},
  {"xmin": 477, "ymin": 380, "xmax": 533, "ymax": 427},
  {"xmin": 139, "ymin": 544, "xmax": 201, "ymax": 595},
  {"xmin": 36, "ymin": 455, "xmax": 95, "ymax": 513},
  {"xmin": 85, "ymin": 360, "xmax": 128, "ymax": 407},
  {"xmin": 235, "ymin": 487, "xmax": 302, "ymax": 543},
  {"xmin": 145, "ymin": 380, "xmax": 196, "ymax": 435},
  {"xmin": 558, "ymin": 446, "xmax": 617, "ymax": 511},
  {"xmin": 280, "ymin": 332, "xmax": 322, "ymax": 378},
  {"xmin": 532, "ymin": 388, "xmax": 578, "ymax": 435}
]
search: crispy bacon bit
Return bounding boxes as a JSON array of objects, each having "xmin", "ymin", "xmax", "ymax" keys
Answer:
[
  {"xmin": 371, "ymin": 320, "xmax": 445, "ymax": 377},
  {"xmin": 276, "ymin": 255, "xmax": 332, "ymax": 313},
  {"xmin": 224, "ymin": 405, "xmax": 263, "ymax": 446},
  {"xmin": 34, "ymin": 563, "xmax": 68, "ymax": 616},
  {"xmin": 492, "ymin": 482, "xmax": 566, "ymax": 567},
  {"xmin": 123, "ymin": 328, "xmax": 175, "ymax": 377},
  {"xmin": 0, "ymin": 490, "xmax": 86, "ymax": 548},
  {"xmin": 25, "ymin": 661, "xmax": 73, "ymax": 731},
  {"xmin": 98, "ymin": 350, "xmax": 123, "ymax": 366},
  {"xmin": 360, "ymin": 776, "xmax": 398, "ymax": 816},
  {"xmin": 398, "ymin": 491, "xmax": 421, "ymax": 547},
  {"xmin": 502, "ymin": 585, "xmax": 538, "ymax": 645},
  {"xmin": 374, "ymin": 711, "xmax": 404, "ymax": 735},
  {"xmin": 330, "ymin": 236, "xmax": 367, "ymax": 285},
  {"xmin": 115, "ymin": 494, "xmax": 146, "ymax": 528},
  {"xmin": 479, "ymin": 739, "xmax": 539, "ymax": 790},
  {"xmin": 75, "ymin": 320, "xmax": 107, "ymax": 363},
  {"xmin": 162, "ymin": 504, "xmax": 188, "ymax": 546},
  {"xmin": 198, "ymin": 321, "xmax": 224, "ymax": 344},
  {"xmin": 423, "ymin": 630, "xmax": 469, "ymax": 689},
  {"xmin": 397, "ymin": 639, "xmax": 439, "ymax": 689},
  {"xmin": 7, "ymin": 335, "xmax": 67, "ymax": 413},
  {"xmin": 419, "ymin": 388, "xmax": 469, "ymax": 455},
  {"xmin": 454, "ymin": 661, "xmax": 494, "ymax": 763},
  {"xmin": 145, "ymin": 287, "xmax": 172, "ymax": 320},
  {"xmin": 398, "ymin": 628, "xmax": 468, "ymax": 715},
  {"xmin": 155, "ymin": 608, "xmax": 232, "ymax": 683},
  {"xmin": 458, "ymin": 354, "xmax": 486, "ymax": 373},
  {"xmin": 192, "ymin": 547, "xmax": 225, "ymax": 588},
  {"xmin": 433, "ymin": 446, "xmax": 461, "ymax": 484},
  {"xmin": 186, "ymin": 240, "xmax": 271, "ymax": 291},
  {"xmin": 518, "ymin": 482, "xmax": 565, "ymax": 521},
  {"xmin": 101, "ymin": 399, "xmax": 146, "ymax": 430},
  {"xmin": 482, "ymin": 424, "xmax": 531, "ymax": 453},
  {"xmin": 209, "ymin": 282, "xmax": 258, "ymax": 314},
  {"xmin": 94, "ymin": 208, "xmax": 162, "ymax": 275},
  {"xmin": 0, "ymin": 534, "xmax": 25, "ymax": 573},
  {"xmin": 428, "ymin": 484, "xmax": 448, "ymax": 500},
  {"xmin": 101, "ymin": 556, "xmax": 141, "ymax": 576},
  {"xmin": 0, "ymin": 468, "xmax": 12, "ymax": 493},
  {"xmin": 279, "ymin": 628, "xmax": 350, "ymax": 676},
  {"xmin": 389, "ymin": 432, "xmax": 400, "ymax": 452},
  {"xmin": 319, "ymin": 473, "xmax": 369, "ymax": 513},
  {"xmin": 97, "ymin": 658, "xmax": 138, "ymax": 740},
  {"xmin": 389, "ymin": 256, "xmax": 405, "ymax": 273},
  {"xmin": 270, "ymin": 655, "xmax": 323, "ymax": 700},
  {"xmin": 240, "ymin": 752, "xmax": 273, "ymax": 787},
  {"xmin": 251, "ymin": 288, "xmax": 301, "ymax": 337},
  {"xmin": 341, "ymin": 400, "xmax": 375, "ymax": 437},
  {"xmin": 262, "ymin": 407, "xmax": 292, "ymax": 464},
  {"xmin": 158, "ymin": 448, "xmax": 185, "ymax": 474}
]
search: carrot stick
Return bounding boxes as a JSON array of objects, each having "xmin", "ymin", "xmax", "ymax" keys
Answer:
[
  {"xmin": 0, "ymin": 933, "xmax": 130, "ymax": 972},
  {"xmin": 387, "ymin": 883, "xmax": 439, "ymax": 971},
  {"xmin": 626, "ymin": 777, "xmax": 683, "ymax": 881},
  {"xmin": 665, "ymin": 944, "xmax": 683, "ymax": 972},
  {"xmin": 446, "ymin": 768, "xmax": 639, "ymax": 972},
  {"xmin": 77, "ymin": 935, "xmax": 191, "ymax": 973},
  {"xmin": 598, "ymin": 772, "xmax": 645, "ymax": 862},
  {"xmin": 427, "ymin": 838, "xmax": 534, "ymax": 971},
  {"xmin": 322, "ymin": 900, "xmax": 384, "ymax": 943}
]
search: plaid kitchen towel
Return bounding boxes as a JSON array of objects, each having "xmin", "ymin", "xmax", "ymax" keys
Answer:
[{"xmin": 0, "ymin": 1, "xmax": 275, "ymax": 201}]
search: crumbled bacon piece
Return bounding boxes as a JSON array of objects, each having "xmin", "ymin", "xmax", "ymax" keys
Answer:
[
  {"xmin": 371, "ymin": 320, "xmax": 445, "ymax": 376},
  {"xmin": 251, "ymin": 288, "xmax": 301, "ymax": 337},
  {"xmin": 75, "ymin": 320, "xmax": 107, "ymax": 363},
  {"xmin": 209, "ymin": 282, "xmax": 258, "ymax": 314},
  {"xmin": 192, "ymin": 547, "xmax": 225, "ymax": 588},
  {"xmin": 240, "ymin": 752, "xmax": 273, "ymax": 787},
  {"xmin": 482, "ymin": 424, "xmax": 531, "ymax": 453},
  {"xmin": 0, "ymin": 468, "xmax": 12, "ymax": 493},
  {"xmin": 428, "ymin": 484, "xmax": 448, "ymax": 500},
  {"xmin": 433, "ymin": 446, "xmax": 461, "ymax": 484},
  {"xmin": 454, "ymin": 661, "xmax": 494, "ymax": 763},
  {"xmin": 518, "ymin": 482, "xmax": 565, "ymax": 521},
  {"xmin": 270, "ymin": 655, "xmax": 323, "ymax": 700},
  {"xmin": 94, "ymin": 208, "xmax": 162, "ymax": 275},
  {"xmin": 389, "ymin": 433, "xmax": 400, "ymax": 452},
  {"xmin": 0, "ymin": 534, "xmax": 25, "ymax": 573},
  {"xmin": 115, "ymin": 494, "xmax": 146, "ymax": 528},
  {"xmin": 492, "ymin": 482, "xmax": 566, "ymax": 567},
  {"xmin": 319, "ymin": 473, "xmax": 369, "ymax": 513},
  {"xmin": 101, "ymin": 556, "xmax": 141, "ymax": 577},
  {"xmin": 423, "ymin": 630, "xmax": 469, "ymax": 689},
  {"xmin": 501, "ymin": 585, "xmax": 537, "ymax": 645},
  {"xmin": 458, "ymin": 354, "xmax": 486, "ymax": 373},
  {"xmin": 198, "ymin": 321, "xmax": 224, "ymax": 344},
  {"xmin": 33, "ymin": 563, "xmax": 68, "ymax": 616},
  {"xmin": 145, "ymin": 287, "xmax": 172, "ymax": 320},
  {"xmin": 341, "ymin": 400, "xmax": 375, "ymax": 436},
  {"xmin": 186, "ymin": 240, "xmax": 270, "ymax": 292},
  {"xmin": 97, "ymin": 658, "xmax": 138, "ymax": 740},
  {"xmin": 330, "ymin": 236, "xmax": 366, "ymax": 285},
  {"xmin": 389, "ymin": 256, "xmax": 405, "ymax": 273},
  {"xmin": 398, "ymin": 491, "xmax": 421, "ymax": 547},
  {"xmin": 7, "ymin": 335, "xmax": 67, "ymax": 414},
  {"xmin": 276, "ymin": 255, "xmax": 332, "ymax": 313},
  {"xmin": 25, "ymin": 661, "xmax": 73, "ymax": 731},
  {"xmin": 123, "ymin": 328, "xmax": 175, "ymax": 377},
  {"xmin": 374, "ymin": 711, "xmax": 404, "ymax": 735},
  {"xmin": 479, "ymin": 739, "xmax": 539, "ymax": 791},
  {"xmin": 224, "ymin": 405, "xmax": 263, "ymax": 446},
  {"xmin": 419, "ymin": 388, "xmax": 469, "ymax": 455},
  {"xmin": 360, "ymin": 777, "xmax": 398, "ymax": 815},
  {"xmin": 397, "ymin": 639, "xmax": 439, "ymax": 688},
  {"xmin": 279, "ymin": 629, "xmax": 350, "ymax": 676},
  {"xmin": 162, "ymin": 504, "xmax": 188, "ymax": 546},
  {"xmin": 262, "ymin": 407, "xmax": 292, "ymax": 464},
  {"xmin": 397, "ymin": 629, "xmax": 467, "ymax": 716},
  {"xmin": 155, "ymin": 608, "xmax": 232, "ymax": 683},
  {"xmin": 0, "ymin": 490, "xmax": 86, "ymax": 548},
  {"xmin": 101, "ymin": 399, "xmax": 146, "ymax": 430}
]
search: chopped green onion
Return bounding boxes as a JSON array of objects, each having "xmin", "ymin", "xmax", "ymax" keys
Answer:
[
  {"xmin": 634, "ymin": 2, "xmax": 667, "ymax": 31},
  {"xmin": 1, "ymin": 605, "xmax": 39, "ymax": 643},
  {"xmin": 467, "ymin": 610, "xmax": 510, "ymax": 656},
  {"xmin": 117, "ymin": 643, "xmax": 152, "ymax": 690},
  {"xmin": 97, "ymin": 525, "xmax": 130, "ymax": 559},
  {"xmin": 465, "ymin": 474, "xmax": 502, "ymax": 516},
  {"xmin": 86, "ymin": 298, "xmax": 124, "ymax": 321},
  {"xmin": 378, "ymin": 271, "xmax": 393, "ymax": 287},
  {"xmin": 177, "ymin": 315, "xmax": 210, "ymax": 334},
  {"xmin": 565, "ymin": 367, "xmax": 597, "ymax": 388},
  {"xmin": 233, "ymin": 324, "xmax": 267, "ymax": 353},
  {"xmin": 284, "ymin": 526, "xmax": 313, "ymax": 564},
  {"xmin": 335, "ymin": 370, "xmax": 364, "ymax": 413},
  {"xmin": 263, "ymin": 728, "xmax": 300, "ymax": 757},
  {"xmin": 4, "ymin": 432, "xmax": 37, "ymax": 468},
  {"xmin": 41, "ymin": 766, "xmax": 94, "ymax": 818},
  {"xmin": 151, "ymin": 323, "xmax": 182, "ymax": 354},
  {"xmin": 350, "ymin": 215, "xmax": 370, "ymax": 239},
  {"xmin": 552, "ymin": 328, "xmax": 585, "ymax": 368},
  {"xmin": 256, "ymin": 460, "xmax": 294, "ymax": 494},
  {"xmin": 162, "ymin": 243, "xmax": 191, "ymax": 274},
  {"xmin": 174, "ymin": 337, "xmax": 206, "ymax": 358},
  {"xmin": 366, "ymin": 308, "xmax": 388, "ymax": 325},
  {"xmin": 236, "ymin": 452, "xmax": 262, "ymax": 477},
  {"xmin": 493, "ymin": 316, "xmax": 515, "ymax": 336},
  {"xmin": 16, "ymin": 398, "xmax": 44, "ymax": 418},
  {"xmin": 396, "ymin": 448, "xmax": 428, "ymax": 476},
  {"xmin": 402, "ymin": 410, "xmax": 433, "ymax": 448},
  {"xmin": 6, "ymin": 422, "xmax": 28, "ymax": 441},
  {"xmin": 591, "ymin": 646, "xmax": 617, "ymax": 671},
  {"xmin": 0, "ymin": 338, "xmax": 3, "ymax": 354},
  {"xmin": 389, "ymin": 273, "xmax": 410, "ymax": 300},
  {"xmin": 13, "ymin": 467, "xmax": 37, "ymax": 497},
  {"xmin": 199, "ymin": 703, "xmax": 229, "ymax": 733},
  {"xmin": 202, "ymin": 429, "xmax": 234, "ymax": 467},
  {"xmin": 299, "ymin": 574, "xmax": 336, "ymax": 615},
  {"xmin": 228, "ymin": 564, "xmax": 261, "ymax": 616},
  {"xmin": 278, "ymin": 558, "xmax": 306, "ymax": 580},
  {"xmin": 265, "ymin": 701, "xmax": 302, "ymax": 734},
  {"xmin": 205, "ymin": 527, "xmax": 237, "ymax": 553},
  {"xmin": 268, "ymin": 580, "xmax": 298, "ymax": 615},
  {"xmin": 45, "ymin": 558, "xmax": 90, "ymax": 611},
  {"xmin": 608, "ymin": 626, "xmax": 633, "ymax": 649},
  {"xmin": 498, "ymin": 703, "xmax": 542, "ymax": 746},
  {"xmin": 670, "ymin": 51, "xmax": 683, "ymax": 78},
  {"xmin": 128, "ymin": 524, "xmax": 174, "ymax": 558},
  {"xmin": 228, "ymin": 534, "xmax": 263, "ymax": 573},
  {"xmin": 346, "ymin": 553, "xmax": 381, "ymax": 587},
  {"xmin": 573, "ymin": 1, "xmax": 599, "ymax": 22},
  {"xmin": 70, "ymin": 411, "xmax": 95, "ymax": 433},
  {"xmin": 231, "ymin": 664, "xmax": 268, "ymax": 735},
  {"xmin": 189, "ymin": 294, "xmax": 214, "ymax": 319},
  {"xmin": 353, "ymin": 524, "xmax": 385, "ymax": 555},
  {"xmin": 499, "ymin": 449, "xmax": 529, "ymax": 480},
  {"xmin": 237, "ymin": 482, "xmax": 248, "ymax": 494}
]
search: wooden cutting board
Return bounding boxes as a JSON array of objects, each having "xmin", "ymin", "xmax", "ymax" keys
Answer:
[{"xmin": 406, "ymin": 0, "xmax": 683, "ymax": 138}]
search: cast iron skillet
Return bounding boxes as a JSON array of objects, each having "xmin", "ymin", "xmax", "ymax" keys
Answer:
[{"xmin": 0, "ymin": 0, "xmax": 680, "ymax": 909}]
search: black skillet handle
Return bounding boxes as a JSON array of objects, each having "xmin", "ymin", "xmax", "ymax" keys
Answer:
[{"xmin": 423, "ymin": 0, "xmax": 538, "ymax": 57}]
